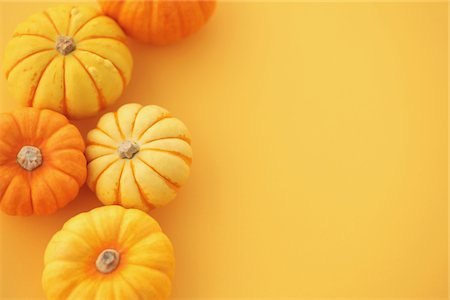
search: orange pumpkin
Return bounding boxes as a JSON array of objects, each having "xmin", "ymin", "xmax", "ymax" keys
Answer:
[
  {"xmin": 0, "ymin": 107, "xmax": 86, "ymax": 216},
  {"xmin": 99, "ymin": 0, "xmax": 216, "ymax": 45}
]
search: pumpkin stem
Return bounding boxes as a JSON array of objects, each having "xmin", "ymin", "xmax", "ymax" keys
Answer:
[
  {"xmin": 56, "ymin": 36, "xmax": 76, "ymax": 55},
  {"xmin": 17, "ymin": 146, "xmax": 43, "ymax": 171},
  {"xmin": 118, "ymin": 140, "xmax": 140, "ymax": 159},
  {"xmin": 96, "ymin": 249, "xmax": 120, "ymax": 274}
]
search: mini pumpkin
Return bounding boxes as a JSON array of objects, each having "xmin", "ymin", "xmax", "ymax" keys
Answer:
[
  {"xmin": 3, "ymin": 5, "xmax": 133, "ymax": 119},
  {"xmin": 0, "ymin": 107, "xmax": 86, "ymax": 216},
  {"xmin": 99, "ymin": 0, "xmax": 216, "ymax": 45},
  {"xmin": 86, "ymin": 103, "xmax": 192, "ymax": 211},
  {"xmin": 42, "ymin": 205, "xmax": 175, "ymax": 299}
]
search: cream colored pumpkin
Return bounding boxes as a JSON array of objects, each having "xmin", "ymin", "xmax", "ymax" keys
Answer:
[
  {"xmin": 86, "ymin": 103, "xmax": 192, "ymax": 211},
  {"xmin": 3, "ymin": 5, "xmax": 133, "ymax": 119}
]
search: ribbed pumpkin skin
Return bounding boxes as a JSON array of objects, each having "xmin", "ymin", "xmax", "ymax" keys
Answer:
[
  {"xmin": 99, "ymin": 0, "xmax": 216, "ymax": 45},
  {"xmin": 86, "ymin": 103, "xmax": 192, "ymax": 212},
  {"xmin": 3, "ymin": 5, "xmax": 133, "ymax": 119},
  {"xmin": 42, "ymin": 205, "xmax": 175, "ymax": 300},
  {"xmin": 0, "ymin": 107, "xmax": 86, "ymax": 216}
]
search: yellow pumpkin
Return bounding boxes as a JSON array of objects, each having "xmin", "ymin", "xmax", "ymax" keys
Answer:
[
  {"xmin": 86, "ymin": 103, "xmax": 192, "ymax": 211},
  {"xmin": 42, "ymin": 205, "xmax": 175, "ymax": 299},
  {"xmin": 3, "ymin": 5, "xmax": 133, "ymax": 119}
]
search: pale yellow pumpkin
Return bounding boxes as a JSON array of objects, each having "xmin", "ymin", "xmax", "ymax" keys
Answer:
[
  {"xmin": 42, "ymin": 205, "xmax": 175, "ymax": 299},
  {"xmin": 3, "ymin": 5, "xmax": 133, "ymax": 119},
  {"xmin": 86, "ymin": 103, "xmax": 192, "ymax": 211}
]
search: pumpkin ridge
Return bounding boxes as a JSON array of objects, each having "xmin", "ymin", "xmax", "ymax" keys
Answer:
[
  {"xmin": 115, "ymin": 161, "xmax": 126, "ymax": 205},
  {"xmin": 125, "ymin": 264, "xmax": 170, "ymax": 297},
  {"xmin": 38, "ymin": 123, "xmax": 72, "ymax": 150},
  {"xmin": 140, "ymin": 148, "xmax": 192, "ymax": 166},
  {"xmin": 48, "ymin": 168, "xmax": 81, "ymax": 208},
  {"xmin": 94, "ymin": 126, "xmax": 120, "ymax": 144},
  {"xmin": 125, "ymin": 261, "xmax": 172, "ymax": 283},
  {"xmin": 140, "ymin": 1, "xmax": 152, "ymax": 43},
  {"xmin": 66, "ymin": 6, "xmax": 74, "ymax": 36},
  {"xmin": 9, "ymin": 112, "xmax": 24, "ymax": 140},
  {"xmin": 111, "ymin": 280, "xmax": 124, "ymax": 300},
  {"xmin": 12, "ymin": 33, "xmax": 54, "ymax": 42},
  {"xmin": 61, "ymin": 228, "xmax": 95, "ymax": 252},
  {"xmin": 26, "ymin": 174, "xmax": 34, "ymax": 215},
  {"xmin": 0, "ymin": 166, "xmax": 18, "ymax": 203},
  {"xmin": 45, "ymin": 147, "xmax": 82, "ymax": 156},
  {"xmin": 39, "ymin": 123, "xmax": 69, "ymax": 148},
  {"xmin": 150, "ymin": 0, "xmax": 160, "ymax": 42},
  {"xmin": 32, "ymin": 110, "xmax": 44, "ymax": 145},
  {"xmin": 61, "ymin": 6, "xmax": 73, "ymax": 115},
  {"xmin": 72, "ymin": 54, "xmax": 107, "ymax": 110},
  {"xmin": 0, "ymin": 140, "xmax": 17, "ymax": 156},
  {"xmin": 62, "ymin": 56, "xmax": 68, "ymax": 115},
  {"xmin": 130, "ymin": 105, "xmax": 144, "ymax": 138},
  {"xmin": 75, "ymin": 48, "xmax": 127, "ymax": 90},
  {"xmin": 137, "ymin": 157, "xmax": 180, "ymax": 189},
  {"xmin": 118, "ymin": 213, "xmax": 161, "ymax": 247},
  {"xmin": 114, "ymin": 111, "xmax": 125, "ymax": 140},
  {"xmin": 43, "ymin": 259, "xmax": 87, "ymax": 269},
  {"xmin": 128, "ymin": 232, "xmax": 171, "ymax": 252},
  {"xmin": 115, "ymin": 206, "xmax": 126, "ymax": 245},
  {"xmin": 5, "ymin": 48, "xmax": 54, "ymax": 79},
  {"xmin": 47, "ymin": 148, "xmax": 86, "ymax": 171},
  {"xmin": 117, "ymin": 271, "xmax": 145, "ymax": 300},
  {"xmin": 43, "ymin": 11, "xmax": 61, "ymax": 35},
  {"xmin": 0, "ymin": 174, "xmax": 24, "ymax": 214},
  {"xmin": 132, "ymin": 106, "xmax": 168, "ymax": 139},
  {"xmin": 85, "ymin": 145, "xmax": 114, "ymax": 164},
  {"xmin": 77, "ymin": 35, "xmax": 126, "ymax": 44},
  {"xmin": 71, "ymin": 14, "xmax": 102, "ymax": 38},
  {"xmin": 87, "ymin": 142, "xmax": 116, "ymax": 151},
  {"xmin": 174, "ymin": 3, "xmax": 183, "ymax": 38},
  {"xmin": 92, "ymin": 158, "xmax": 119, "ymax": 191},
  {"xmin": 136, "ymin": 115, "xmax": 173, "ymax": 141},
  {"xmin": 200, "ymin": 1, "xmax": 216, "ymax": 18},
  {"xmin": 85, "ymin": 212, "xmax": 104, "ymax": 249},
  {"xmin": 126, "ymin": 1, "xmax": 146, "ymax": 43},
  {"xmin": 44, "ymin": 261, "xmax": 89, "ymax": 299},
  {"xmin": 40, "ymin": 172, "xmax": 59, "ymax": 210},
  {"xmin": 47, "ymin": 160, "xmax": 84, "ymax": 187},
  {"xmin": 199, "ymin": 1, "xmax": 216, "ymax": 23},
  {"xmin": 130, "ymin": 160, "xmax": 156, "ymax": 211},
  {"xmin": 144, "ymin": 135, "xmax": 191, "ymax": 145},
  {"xmin": 88, "ymin": 153, "xmax": 119, "ymax": 166},
  {"xmin": 196, "ymin": 1, "xmax": 208, "ymax": 21},
  {"xmin": 29, "ymin": 54, "xmax": 58, "ymax": 107},
  {"xmin": 86, "ymin": 151, "xmax": 114, "ymax": 165}
]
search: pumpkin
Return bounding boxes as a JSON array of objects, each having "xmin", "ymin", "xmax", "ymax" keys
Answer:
[
  {"xmin": 98, "ymin": 0, "xmax": 216, "ymax": 45},
  {"xmin": 3, "ymin": 5, "xmax": 133, "ymax": 119},
  {"xmin": 86, "ymin": 103, "xmax": 192, "ymax": 211},
  {"xmin": 42, "ymin": 205, "xmax": 175, "ymax": 299},
  {"xmin": 0, "ymin": 107, "xmax": 86, "ymax": 216}
]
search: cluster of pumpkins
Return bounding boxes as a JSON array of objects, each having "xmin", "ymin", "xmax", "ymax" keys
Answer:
[{"xmin": 1, "ymin": 1, "xmax": 215, "ymax": 299}]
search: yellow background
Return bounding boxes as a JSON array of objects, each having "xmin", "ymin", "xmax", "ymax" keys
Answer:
[{"xmin": 0, "ymin": 1, "xmax": 448, "ymax": 299}]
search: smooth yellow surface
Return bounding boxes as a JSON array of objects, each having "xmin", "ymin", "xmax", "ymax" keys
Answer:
[
  {"xmin": 0, "ymin": 1, "xmax": 448, "ymax": 299},
  {"xmin": 42, "ymin": 205, "xmax": 174, "ymax": 299}
]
